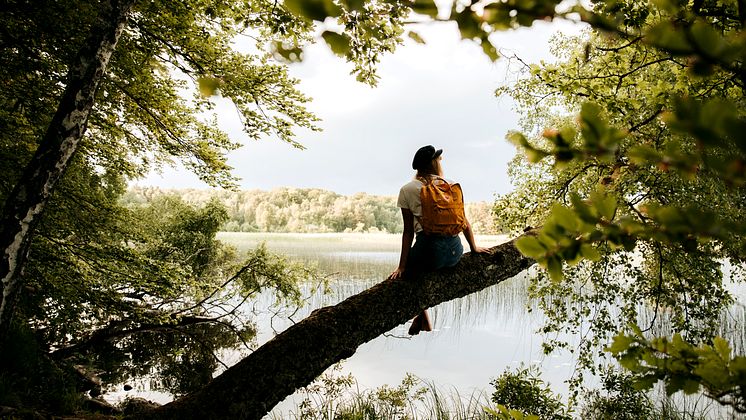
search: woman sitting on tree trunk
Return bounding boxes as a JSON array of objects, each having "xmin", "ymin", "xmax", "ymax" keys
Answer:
[{"xmin": 388, "ymin": 145, "xmax": 487, "ymax": 335}]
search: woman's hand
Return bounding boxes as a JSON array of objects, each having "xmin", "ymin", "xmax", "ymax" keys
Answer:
[
  {"xmin": 470, "ymin": 246, "xmax": 490, "ymax": 254},
  {"xmin": 388, "ymin": 267, "xmax": 405, "ymax": 279},
  {"xmin": 463, "ymin": 222, "xmax": 489, "ymax": 255}
]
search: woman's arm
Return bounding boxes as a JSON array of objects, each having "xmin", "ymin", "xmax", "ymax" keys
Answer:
[
  {"xmin": 459, "ymin": 189, "xmax": 488, "ymax": 254},
  {"xmin": 463, "ymin": 219, "xmax": 488, "ymax": 254},
  {"xmin": 389, "ymin": 208, "xmax": 415, "ymax": 279}
]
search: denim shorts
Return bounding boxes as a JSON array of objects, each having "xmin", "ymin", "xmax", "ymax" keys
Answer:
[{"xmin": 407, "ymin": 232, "xmax": 463, "ymax": 273}]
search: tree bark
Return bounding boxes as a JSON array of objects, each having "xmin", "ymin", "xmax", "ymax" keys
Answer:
[
  {"xmin": 146, "ymin": 234, "xmax": 536, "ymax": 420},
  {"xmin": 51, "ymin": 315, "xmax": 220, "ymax": 360},
  {"xmin": 0, "ymin": 0, "xmax": 135, "ymax": 342}
]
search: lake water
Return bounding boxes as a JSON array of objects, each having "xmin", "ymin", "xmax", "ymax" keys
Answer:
[
  {"xmin": 219, "ymin": 233, "xmax": 575, "ymax": 393},
  {"xmin": 219, "ymin": 233, "xmax": 746, "ymax": 420},
  {"xmin": 108, "ymin": 232, "xmax": 746, "ymax": 418}
]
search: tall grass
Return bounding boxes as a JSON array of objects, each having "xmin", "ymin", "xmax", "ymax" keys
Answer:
[
  {"xmin": 268, "ymin": 368, "xmax": 496, "ymax": 420},
  {"xmin": 269, "ymin": 367, "xmax": 733, "ymax": 420},
  {"xmin": 418, "ymin": 381, "xmax": 494, "ymax": 420}
]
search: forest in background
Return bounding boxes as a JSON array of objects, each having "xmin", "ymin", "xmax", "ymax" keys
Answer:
[{"xmin": 123, "ymin": 186, "xmax": 502, "ymax": 234}]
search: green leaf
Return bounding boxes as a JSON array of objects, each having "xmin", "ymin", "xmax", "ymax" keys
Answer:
[
  {"xmin": 284, "ymin": 0, "xmax": 339, "ymax": 21},
  {"xmin": 321, "ymin": 31, "xmax": 351, "ymax": 56},
  {"xmin": 591, "ymin": 188, "xmax": 616, "ymax": 221},
  {"xmin": 565, "ymin": 241, "xmax": 583, "ymax": 265},
  {"xmin": 633, "ymin": 374, "xmax": 658, "ymax": 391},
  {"xmin": 682, "ymin": 379, "xmax": 700, "ymax": 394},
  {"xmin": 515, "ymin": 236, "xmax": 546, "ymax": 259},
  {"xmin": 481, "ymin": 38, "xmax": 500, "ymax": 62},
  {"xmin": 665, "ymin": 376, "xmax": 685, "ymax": 395},
  {"xmin": 507, "ymin": 131, "xmax": 529, "ymax": 147},
  {"xmin": 606, "ymin": 334, "xmax": 635, "ymax": 354},
  {"xmin": 731, "ymin": 356, "xmax": 746, "ymax": 375},
  {"xmin": 690, "ymin": 21, "xmax": 723, "ymax": 55},
  {"xmin": 536, "ymin": 231, "xmax": 556, "ymax": 248},
  {"xmin": 655, "ymin": 206, "xmax": 685, "ymax": 229},
  {"xmin": 407, "ymin": 31, "xmax": 426, "ymax": 44},
  {"xmin": 455, "ymin": 10, "xmax": 482, "ymax": 40},
  {"xmin": 695, "ymin": 360, "xmax": 729, "ymax": 388},
  {"xmin": 646, "ymin": 21, "xmax": 693, "ymax": 53},
  {"xmin": 550, "ymin": 203, "xmax": 578, "ymax": 232},
  {"xmin": 341, "ymin": 0, "xmax": 365, "ymax": 12},
  {"xmin": 546, "ymin": 256, "xmax": 563, "ymax": 282},
  {"xmin": 713, "ymin": 337, "xmax": 731, "ymax": 360},
  {"xmin": 509, "ymin": 408, "xmax": 525, "ymax": 419},
  {"xmin": 621, "ymin": 235, "xmax": 636, "ymax": 251},
  {"xmin": 559, "ymin": 126, "xmax": 577, "ymax": 144},
  {"xmin": 629, "ymin": 323, "xmax": 644, "ymax": 337},
  {"xmin": 628, "ymin": 145, "xmax": 661, "ymax": 165},
  {"xmin": 580, "ymin": 102, "xmax": 603, "ymax": 146},
  {"xmin": 619, "ymin": 353, "xmax": 641, "ymax": 370},
  {"xmin": 410, "ymin": 0, "xmax": 439, "ymax": 19},
  {"xmin": 197, "ymin": 77, "xmax": 220, "ymax": 97},
  {"xmin": 526, "ymin": 148, "xmax": 549, "ymax": 163},
  {"xmin": 571, "ymin": 193, "xmax": 596, "ymax": 224},
  {"xmin": 579, "ymin": 243, "xmax": 601, "ymax": 261},
  {"xmin": 483, "ymin": 407, "xmax": 499, "ymax": 416}
]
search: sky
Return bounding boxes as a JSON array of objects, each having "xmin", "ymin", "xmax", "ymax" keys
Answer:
[{"xmin": 136, "ymin": 17, "xmax": 587, "ymax": 202}]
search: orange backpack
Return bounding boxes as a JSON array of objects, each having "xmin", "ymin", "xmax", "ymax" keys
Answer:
[{"xmin": 417, "ymin": 176, "xmax": 468, "ymax": 236}]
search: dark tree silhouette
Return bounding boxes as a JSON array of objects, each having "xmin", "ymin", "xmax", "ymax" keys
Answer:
[{"xmin": 0, "ymin": 0, "xmax": 135, "ymax": 341}]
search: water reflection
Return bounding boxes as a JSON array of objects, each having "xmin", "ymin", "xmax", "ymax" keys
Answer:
[
  {"xmin": 220, "ymin": 233, "xmax": 745, "ymax": 419},
  {"xmin": 220, "ymin": 233, "xmax": 577, "ymax": 417},
  {"xmin": 105, "ymin": 232, "xmax": 745, "ymax": 418}
]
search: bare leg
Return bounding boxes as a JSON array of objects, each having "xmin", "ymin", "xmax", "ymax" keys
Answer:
[
  {"xmin": 408, "ymin": 309, "xmax": 432, "ymax": 335},
  {"xmin": 408, "ymin": 313, "xmax": 421, "ymax": 335},
  {"xmin": 420, "ymin": 309, "xmax": 432, "ymax": 331}
]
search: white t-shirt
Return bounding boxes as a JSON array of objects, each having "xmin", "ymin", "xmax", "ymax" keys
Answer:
[{"xmin": 396, "ymin": 176, "xmax": 453, "ymax": 233}]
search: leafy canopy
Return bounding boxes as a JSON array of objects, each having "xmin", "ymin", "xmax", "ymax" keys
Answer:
[
  {"xmin": 485, "ymin": 0, "xmax": 745, "ymax": 411},
  {"xmin": 0, "ymin": 0, "xmax": 327, "ymax": 408}
]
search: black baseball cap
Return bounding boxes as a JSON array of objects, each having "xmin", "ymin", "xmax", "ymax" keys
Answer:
[{"xmin": 412, "ymin": 145, "xmax": 443, "ymax": 170}]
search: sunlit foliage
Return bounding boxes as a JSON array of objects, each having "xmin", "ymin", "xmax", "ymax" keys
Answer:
[
  {"xmin": 124, "ymin": 187, "xmax": 503, "ymax": 234},
  {"xmin": 484, "ymin": 0, "xmax": 745, "ymax": 410},
  {"xmin": 0, "ymin": 0, "xmax": 323, "ymax": 411}
]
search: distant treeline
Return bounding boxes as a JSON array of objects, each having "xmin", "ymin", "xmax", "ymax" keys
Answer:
[{"xmin": 124, "ymin": 187, "xmax": 501, "ymax": 234}]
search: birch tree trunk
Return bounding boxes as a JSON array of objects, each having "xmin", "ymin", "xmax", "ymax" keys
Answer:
[
  {"xmin": 146, "ymin": 234, "xmax": 536, "ymax": 420},
  {"xmin": 0, "ymin": 0, "xmax": 135, "ymax": 343}
]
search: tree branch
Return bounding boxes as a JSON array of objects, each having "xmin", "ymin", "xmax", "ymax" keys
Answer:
[
  {"xmin": 51, "ymin": 314, "xmax": 220, "ymax": 360},
  {"xmin": 629, "ymin": 106, "xmax": 663, "ymax": 133},
  {"xmin": 144, "ymin": 233, "xmax": 536, "ymax": 419},
  {"xmin": 594, "ymin": 36, "xmax": 643, "ymax": 52}
]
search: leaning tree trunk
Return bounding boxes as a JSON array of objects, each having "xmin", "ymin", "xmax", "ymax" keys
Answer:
[
  {"xmin": 145, "ymin": 234, "xmax": 536, "ymax": 420},
  {"xmin": 0, "ymin": 0, "xmax": 135, "ymax": 343}
]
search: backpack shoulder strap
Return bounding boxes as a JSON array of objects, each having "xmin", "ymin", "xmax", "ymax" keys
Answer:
[
  {"xmin": 417, "ymin": 175, "xmax": 451, "ymax": 185},
  {"xmin": 416, "ymin": 176, "xmax": 435, "ymax": 188}
]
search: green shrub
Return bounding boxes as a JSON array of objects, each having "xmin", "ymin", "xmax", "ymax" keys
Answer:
[
  {"xmin": 581, "ymin": 368, "xmax": 653, "ymax": 420},
  {"xmin": 0, "ymin": 323, "xmax": 83, "ymax": 413},
  {"xmin": 490, "ymin": 366, "xmax": 570, "ymax": 420}
]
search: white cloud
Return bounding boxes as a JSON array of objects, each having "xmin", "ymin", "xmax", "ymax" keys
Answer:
[{"xmin": 138, "ymin": 17, "xmax": 588, "ymax": 201}]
